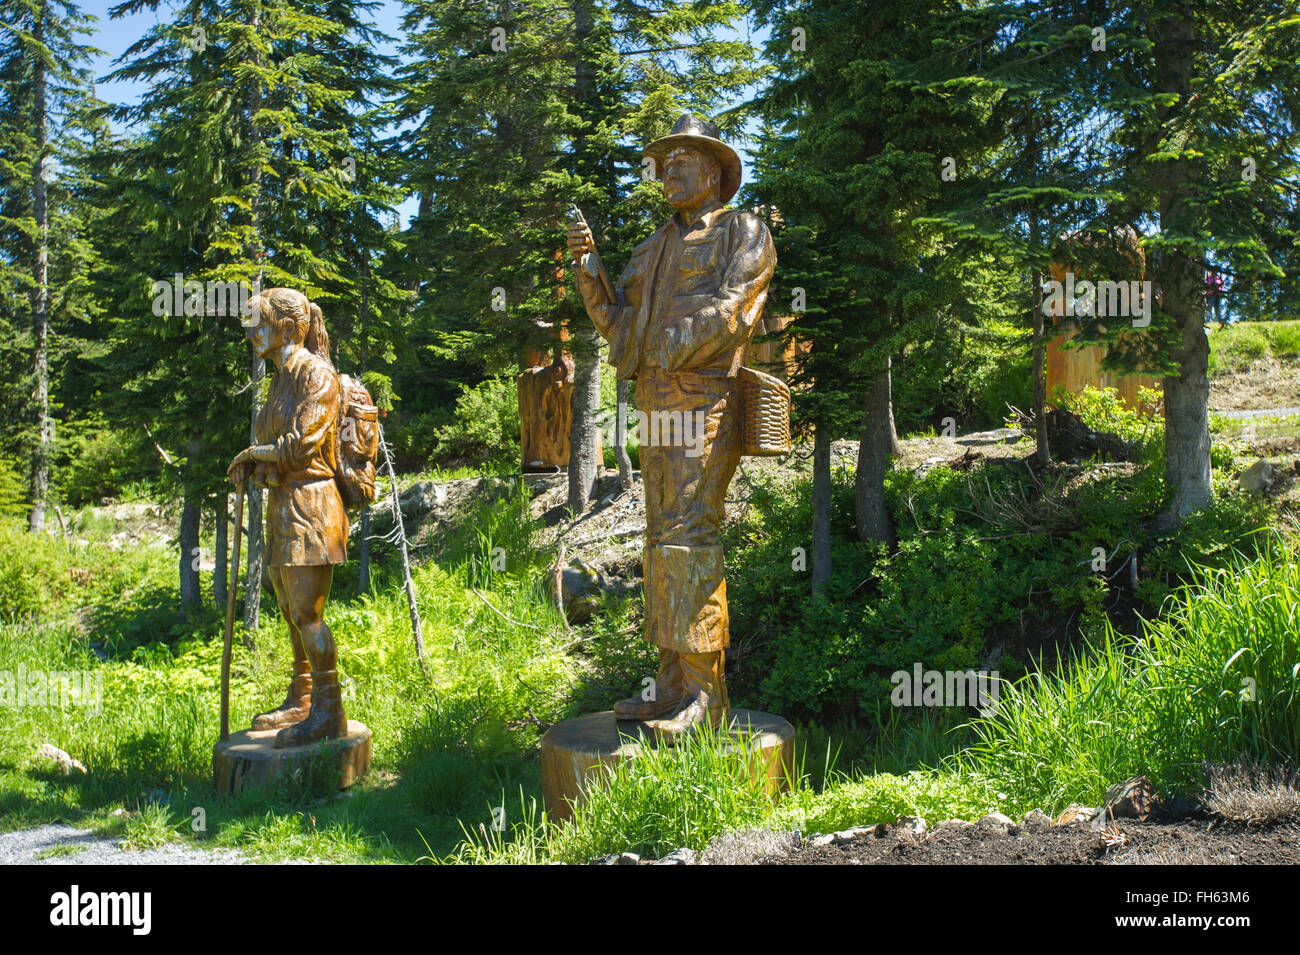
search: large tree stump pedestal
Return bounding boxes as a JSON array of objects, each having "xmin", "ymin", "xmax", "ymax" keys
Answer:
[
  {"xmin": 540, "ymin": 709, "xmax": 795, "ymax": 822},
  {"xmin": 213, "ymin": 721, "xmax": 371, "ymax": 795}
]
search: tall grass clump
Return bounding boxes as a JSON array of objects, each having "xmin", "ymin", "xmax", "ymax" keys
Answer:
[
  {"xmin": 963, "ymin": 538, "xmax": 1300, "ymax": 811},
  {"xmin": 452, "ymin": 722, "xmax": 783, "ymax": 864}
]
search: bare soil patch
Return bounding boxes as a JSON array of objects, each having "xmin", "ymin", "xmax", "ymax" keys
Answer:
[
  {"xmin": 770, "ymin": 818, "xmax": 1300, "ymax": 865},
  {"xmin": 1210, "ymin": 356, "xmax": 1300, "ymax": 413}
]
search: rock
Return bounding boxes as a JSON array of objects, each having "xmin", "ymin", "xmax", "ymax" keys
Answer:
[
  {"xmin": 884, "ymin": 816, "xmax": 927, "ymax": 839},
  {"xmin": 616, "ymin": 851, "xmax": 640, "ymax": 865},
  {"xmin": 1054, "ymin": 804, "xmax": 1101, "ymax": 827},
  {"xmin": 545, "ymin": 557, "xmax": 636, "ymax": 623},
  {"xmin": 1020, "ymin": 809, "xmax": 1052, "ymax": 829},
  {"xmin": 954, "ymin": 428, "xmax": 1023, "ymax": 447},
  {"xmin": 977, "ymin": 812, "xmax": 1016, "ymax": 830},
  {"xmin": 808, "ymin": 833, "xmax": 835, "ymax": 848},
  {"xmin": 1104, "ymin": 775, "xmax": 1161, "ymax": 821},
  {"xmin": 1239, "ymin": 458, "xmax": 1274, "ymax": 494},
  {"xmin": 831, "ymin": 825, "xmax": 877, "ymax": 844},
  {"xmin": 36, "ymin": 744, "xmax": 85, "ymax": 775},
  {"xmin": 398, "ymin": 480, "xmax": 448, "ymax": 516},
  {"xmin": 933, "ymin": 819, "xmax": 974, "ymax": 832},
  {"xmin": 651, "ymin": 848, "xmax": 697, "ymax": 865}
]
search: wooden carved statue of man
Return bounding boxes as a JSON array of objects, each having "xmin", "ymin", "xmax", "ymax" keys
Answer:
[
  {"xmin": 227, "ymin": 288, "xmax": 350, "ymax": 749},
  {"xmin": 566, "ymin": 115, "xmax": 776, "ymax": 734}
]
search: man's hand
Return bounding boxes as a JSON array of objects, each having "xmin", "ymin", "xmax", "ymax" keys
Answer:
[{"xmin": 566, "ymin": 220, "xmax": 594, "ymax": 263}]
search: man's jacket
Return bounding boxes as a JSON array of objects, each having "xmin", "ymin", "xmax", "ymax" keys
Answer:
[{"xmin": 589, "ymin": 201, "xmax": 776, "ymax": 381}]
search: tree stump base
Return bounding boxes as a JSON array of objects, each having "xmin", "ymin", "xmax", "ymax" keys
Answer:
[
  {"xmin": 540, "ymin": 709, "xmax": 795, "ymax": 822},
  {"xmin": 213, "ymin": 721, "xmax": 371, "ymax": 796}
]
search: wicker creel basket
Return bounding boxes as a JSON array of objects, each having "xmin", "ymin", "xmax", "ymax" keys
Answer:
[{"xmin": 738, "ymin": 365, "xmax": 791, "ymax": 456}]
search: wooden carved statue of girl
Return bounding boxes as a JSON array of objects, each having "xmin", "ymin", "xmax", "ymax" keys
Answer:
[{"xmin": 227, "ymin": 288, "xmax": 349, "ymax": 749}]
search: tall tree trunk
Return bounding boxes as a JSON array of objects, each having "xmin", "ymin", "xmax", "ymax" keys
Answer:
[
  {"xmin": 614, "ymin": 377, "xmax": 632, "ymax": 489},
  {"xmin": 855, "ymin": 360, "xmax": 896, "ymax": 545},
  {"xmin": 566, "ymin": 0, "xmax": 602, "ymax": 512},
  {"xmin": 26, "ymin": 4, "xmax": 50, "ymax": 534},
  {"xmin": 811, "ymin": 419, "xmax": 832, "ymax": 596},
  {"xmin": 242, "ymin": 4, "xmax": 265, "ymax": 633},
  {"xmin": 179, "ymin": 440, "xmax": 203, "ymax": 609},
  {"xmin": 568, "ymin": 329, "xmax": 602, "ymax": 510},
  {"xmin": 1031, "ymin": 268, "xmax": 1050, "ymax": 465},
  {"xmin": 244, "ymin": 358, "xmax": 265, "ymax": 633},
  {"xmin": 214, "ymin": 492, "xmax": 228, "ymax": 607},
  {"xmin": 1153, "ymin": 10, "xmax": 1211, "ymax": 521},
  {"xmin": 1026, "ymin": 114, "xmax": 1050, "ymax": 466}
]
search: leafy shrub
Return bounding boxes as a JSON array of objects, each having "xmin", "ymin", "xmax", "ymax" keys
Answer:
[
  {"xmin": 56, "ymin": 418, "xmax": 156, "ymax": 507},
  {"xmin": 893, "ymin": 322, "xmax": 1032, "ymax": 433},
  {"xmin": 407, "ymin": 375, "xmax": 521, "ymax": 473},
  {"xmin": 773, "ymin": 770, "xmax": 1003, "ymax": 834}
]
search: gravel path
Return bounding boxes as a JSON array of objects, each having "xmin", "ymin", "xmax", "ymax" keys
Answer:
[
  {"xmin": 1213, "ymin": 406, "xmax": 1300, "ymax": 419},
  {"xmin": 0, "ymin": 824, "xmax": 249, "ymax": 865}
]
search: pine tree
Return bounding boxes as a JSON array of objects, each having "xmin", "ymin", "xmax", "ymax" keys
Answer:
[
  {"xmin": 97, "ymin": 0, "xmax": 402, "ymax": 608},
  {"xmin": 0, "ymin": 0, "xmax": 99, "ymax": 532},
  {"xmin": 749, "ymin": 0, "xmax": 1003, "ymax": 590},
  {"xmin": 1075, "ymin": 1, "xmax": 1299, "ymax": 521},
  {"xmin": 395, "ymin": 0, "xmax": 761, "ymax": 510}
]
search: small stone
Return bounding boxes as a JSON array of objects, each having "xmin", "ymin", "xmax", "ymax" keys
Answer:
[
  {"xmin": 1020, "ymin": 809, "xmax": 1052, "ymax": 829},
  {"xmin": 808, "ymin": 833, "xmax": 835, "ymax": 848},
  {"xmin": 790, "ymin": 830, "xmax": 803, "ymax": 849},
  {"xmin": 1239, "ymin": 458, "xmax": 1274, "ymax": 493},
  {"xmin": 36, "ymin": 743, "xmax": 86, "ymax": 775},
  {"xmin": 831, "ymin": 825, "xmax": 876, "ymax": 844},
  {"xmin": 977, "ymin": 812, "xmax": 1015, "ymax": 830},
  {"xmin": 616, "ymin": 851, "xmax": 641, "ymax": 865},
  {"xmin": 1104, "ymin": 775, "xmax": 1161, "ymax": 821},
  {"xmin": 933, "ymin": 819, "xmax": 974, "ymax": 832},
  {"xmin": 1054, "ymin": 804, "xmax": 1101, "ymax": 827},
  {"xmin": 888, "ymin": 816, "xmax": 927, "ymax": 838},
  {"xmin": 651, "ymin": 848, "xmax": 697, "ymax": 865}
]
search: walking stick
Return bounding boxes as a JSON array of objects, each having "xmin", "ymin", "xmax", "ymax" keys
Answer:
[{"xmin": 221, "ymin": 479, "xmax": 246, "ymax": 742}]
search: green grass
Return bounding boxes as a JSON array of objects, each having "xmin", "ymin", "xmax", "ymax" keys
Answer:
[
  {"xmin": 961, "ymin": 537, "xmax": 1300, "ymax": 814},
  {"xmin": 2, "ymin": 444, "xmax": 1294, "ymax": 864},
  {"xmin": 0, "ymin": 478, "xmax": 590, "ymax": 862},
  {"xmin": 1208, "ymin": 319, "xmax": 1300, "ymax": 376}
]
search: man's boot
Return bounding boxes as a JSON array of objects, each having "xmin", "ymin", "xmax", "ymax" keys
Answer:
[
  {"xmin": 645, "ymin": 650, "xmax": 728, "ymax": 738},
  {"xmin": 613, "ymin": 648, "xmax": 683, "ymax": 721},
  {"xmin": 251, "ymin": 661, "xmax": 311, "ymax": 730},
  {"xmin": 274, "ymin": 670, "xmax": 348, "ymax": 749}
]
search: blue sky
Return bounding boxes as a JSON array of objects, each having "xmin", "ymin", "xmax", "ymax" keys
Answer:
[{"xmin": 78, "ymin": 0, "xmax": 767, "ymax": 227}]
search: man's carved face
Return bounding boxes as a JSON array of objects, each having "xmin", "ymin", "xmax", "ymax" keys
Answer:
[{"xmin": 662, "ymin": 146, "xmax": 719, "ymax": 211}]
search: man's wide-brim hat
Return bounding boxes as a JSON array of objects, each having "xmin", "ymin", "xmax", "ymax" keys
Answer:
[{"xmin": 644, "ymin": 114, "xmax": 742, "ymax": 203}]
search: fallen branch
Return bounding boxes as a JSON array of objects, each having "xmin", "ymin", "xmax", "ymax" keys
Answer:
[
  {"xmin": 551, "ymin": 544, "xmax": 570, "ymax": 631},
  {"xmin": 472, "ymin": 587, "xmax": 542, "ymax": 631},
  {"xmin": 564, "ymin": 524, "xmax": 646, "ymax": 548}
]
